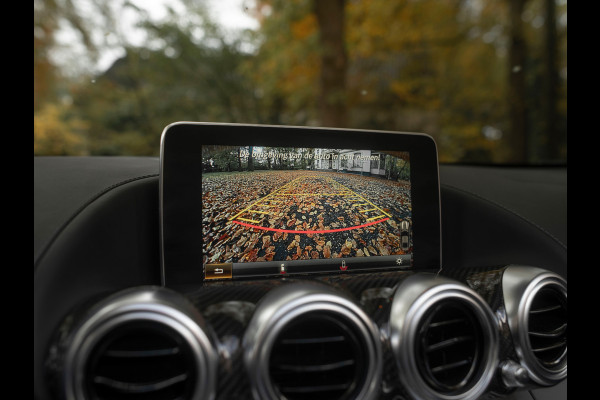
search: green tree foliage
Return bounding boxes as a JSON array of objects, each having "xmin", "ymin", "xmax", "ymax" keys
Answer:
[
  {"xmin": 69, "ymin": 9, "xmax": 265, "ymax": 155},
  {"xmin": 211, "ymin": 149, "xmax": 240, "ymax": 172}
]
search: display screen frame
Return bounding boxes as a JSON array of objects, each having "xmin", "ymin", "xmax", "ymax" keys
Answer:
[{"xmin": 160, "ymin": 122, "xmax": 441, "ymax": 286}]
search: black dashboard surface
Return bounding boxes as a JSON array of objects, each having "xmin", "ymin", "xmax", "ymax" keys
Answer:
[{"xmin": 33, "ymin": 156, "xmax": 566, "ymax": 400}]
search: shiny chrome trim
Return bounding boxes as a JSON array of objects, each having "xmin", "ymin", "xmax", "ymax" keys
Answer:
[
  {"xmin": 63, "ymin": 287, "xmax": 217, "ymax": 400},
  {"xmin": 243, "ymin": 282, "xmax": 382, "ymax": 400},
  {"xmin": 158, "ymin": 124, "xmax": 171, "ymax": 286},
  {"xmin": 389, "ymin": 273, "xmax": 499, "ymax": 400},
  {"xmin": 502, "ymin": 265, "xmax": 567, "ymax": 385}
]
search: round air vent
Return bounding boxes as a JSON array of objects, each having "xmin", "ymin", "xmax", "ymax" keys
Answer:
[
  {"xmin": 85, "ymin": 320, "xmax": 196, "ymax": 399},
  {"xmin": 244, "ymin": 283, "xmax": 382, "ymax": 400},
  {"xmin": 389, "ymin": 274, "xmax": 498, "ymax": 400},
  {"xmin": 528, "ymin": 286, "xmax": 567, "ymax": 368},
  {"xmin": 269, "ymin": 311, "xmax": 366, "ymax": 400},
  {"xmin": 416, "ymin": 300, "xmax": 486, "ymax": 394},
  {"xmin": 62, "ymin": 287, "xmax": 217, "ymax": 400},
  {"xmin": 502, "ymin": 266, "xmax": 567, "ymax": 386}
]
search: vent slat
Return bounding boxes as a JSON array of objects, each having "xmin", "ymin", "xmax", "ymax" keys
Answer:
[
  {"xmin": 531, "ymin": 339, "xmax": 567, "ymax": 353},
  {"xmin": 530, "ymin": 305, "xmax": 562, "ymax": 314},
  {"xmin": 93, "ymin": 373, "xmax": 188, "ymax": 394},
  {"xmin": 426, "ymin": 335, "xmax": 474, "ymax": 353},
  {"xmin": 281, "ymin": 336, "xmax": 346, "ymax": 345},
  {"xmin": 105, "ymin": 347, "xmax": 180, "ymax": 358},
  {"xmin": 280, "ymin": 382, "xmax": 352, "ymax": 394},
  {"xmin": 428, "ymin": 318, "xmax": 467, "ymax": 329},
  {"xmin": 276, "ymin": 359, "xmax": 355, "ymax": 372},
  {"xmin": 430, "ymin": 359, "xmax": 472, "ymax": 374},
  {"xmin": 528, "ymin": 323, "xmax": 567, "ymax": 338}
]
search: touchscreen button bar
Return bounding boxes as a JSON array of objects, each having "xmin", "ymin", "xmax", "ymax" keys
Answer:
[{"xmin": 218, "ymin": 255, "xmax": 413, "ymax": 280}]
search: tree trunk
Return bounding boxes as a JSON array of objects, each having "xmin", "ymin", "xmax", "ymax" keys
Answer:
[
  {"xmin": 542, "ymin": 0, "xmax": 559, "ymax": 161},
  {"xmin": 248, "ymin": 146, "xmax": 254, "ymax": 171},
  {"xmin": 507, "ymin": 0, "xmax": 529, "ymax": 163},
  {"xmin": 314, "ymin": 0, "xmax": 347, "ymax": 127}
]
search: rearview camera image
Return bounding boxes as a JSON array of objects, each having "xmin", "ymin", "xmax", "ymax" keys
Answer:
[{"xmin": 202, "ymin": 145, "xmax": 412, "ymax": 269}]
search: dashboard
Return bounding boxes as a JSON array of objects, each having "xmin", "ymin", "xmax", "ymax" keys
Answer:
[{"xmin": 34, "ymin": 124, "xmax": 566, "ymax": 400}]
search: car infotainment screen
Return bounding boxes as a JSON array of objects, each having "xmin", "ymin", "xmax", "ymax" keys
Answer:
[
  {"xmin": 160, "ymin": 123, "xmax": 440, "ymax": 286},
  {"xmin": 202, "ymin": 145, "xmax": 413, "ymax": 279}
]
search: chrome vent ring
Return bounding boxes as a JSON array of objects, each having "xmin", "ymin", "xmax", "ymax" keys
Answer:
[
  {"xmin": 243, "ymin": 283, "xmax": 382, "ymax": 400},
  {"xmin": 502, "ymin": 266, "xmax": 567, "ymax": 385},
  {"xmin": 390, "ymin": 274, "xmax": 499, "ymax": 400},
  {"xmin": 62, "ymin": 287, "xmax": 218, "ymax": 400}
]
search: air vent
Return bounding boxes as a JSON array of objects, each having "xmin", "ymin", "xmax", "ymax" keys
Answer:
[
  {"xmin": 85, "ymin": 320, "xmax": 196, "ymax": 400},
  {"xmin": 244, "ymin": 283, "xmax": 382, "ymax": 400},
  {"xmin": 502, "ymin": 266, "xmax": 567, "ymax": 385},
  {"xmin": 62, "ymin": 287, "xmax": 217, "ymax": 400},
  {"xmin": 528, "ymin": 286, "xmax": 567, "ymax": 369},
  {"xmin": 390, "ymin": 274, "xmax": 498, "ymax": 400},
  {"xmin": 269, "ymin": 312, "xmax": 365, "ymax": 400},
  {"xmin": 416, "ymin": 301, "xmax": 484, "ymax": 395}
]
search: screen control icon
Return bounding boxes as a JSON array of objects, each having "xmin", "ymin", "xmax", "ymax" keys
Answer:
[
  {"xmin": 400, "ymin": 220, "xmax": 410, "ymax": 251},
  {"xmin": 340, "ymin": 260, "xmax": 348, "ymax": 271},
  {"xmin": 205, "ymin": 263, "xmax": 233, "ymax": 280}
]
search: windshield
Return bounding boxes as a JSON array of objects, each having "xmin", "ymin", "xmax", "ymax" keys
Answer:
[{"xmin": 33, "ymin": 0, "xmax": 567, "ymax": 164}]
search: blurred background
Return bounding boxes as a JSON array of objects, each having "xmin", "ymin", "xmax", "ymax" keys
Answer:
[{"xmin": 34, "ymin": 0, "xmax": 566, "ymax": 164}]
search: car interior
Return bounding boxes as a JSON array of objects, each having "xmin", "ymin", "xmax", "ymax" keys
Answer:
[
  {"xmin": 34, "ymin": 122, "xmax": 566, "ymax": 400},
  {"xmin": 34, "ymin": 1, "xmax": 566, "ymax": 399}
]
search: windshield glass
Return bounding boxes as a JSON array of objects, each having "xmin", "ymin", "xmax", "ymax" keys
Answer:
[{"xmin": 34, "ymin": 0, "xmax": 567, "ymax": 164}]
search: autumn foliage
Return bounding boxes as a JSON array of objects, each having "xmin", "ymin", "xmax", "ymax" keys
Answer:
[{"xmin": 33, "ymin": 0, "xmax": 566, "ymax": 163}]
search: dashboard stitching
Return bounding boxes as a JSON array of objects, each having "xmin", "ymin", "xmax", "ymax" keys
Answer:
[
  {"xmin": 34, "ymin": 173, "xmax": 159, "ymax": 272},
  {"xmin": 441, "ymin": 184, "xmax": 567, "ymax": 251}
]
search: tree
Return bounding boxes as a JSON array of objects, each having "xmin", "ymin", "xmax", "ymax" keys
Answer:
[
  {"xmin": 506, "ymin": 0, "xmax": 530, "ymax": 163},
  {"xmin": 34, "ymin": 103, "xmax": 88, "ymax": 155},
  {"xmin": 314, "ymin": 0, "xmax": 348, "ymax": 127},
  {"xmin": 541, "ymin": 0, "xmax": 560, "ymax": 161},
  {"xmin": 34, "ymin": 0, "xmax": 566, "ymax": 163},
  {"xmin": 212, "ymin": 149, "xmax": 239, "ymax": 172},
  {"xmin": 68, "ymin": 13, "xmax": 265, "ymax": 155},
  {"xmin": 248, "ymin": 146, "xmax": 255, "ymax": 171},
  {"xmin": 245, "ymin": 0, "xmax": 321, "ymax": 126}
]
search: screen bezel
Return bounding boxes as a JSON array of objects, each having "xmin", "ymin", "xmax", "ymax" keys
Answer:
[{"xmin": 160, "ymin": 122, "xmax": 441, "ymax": 286}]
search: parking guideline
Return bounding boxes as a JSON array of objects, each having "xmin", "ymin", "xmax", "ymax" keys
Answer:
[{"xmin": 229, "ymin": 174, "xmax": 392, "ymax": 232}]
